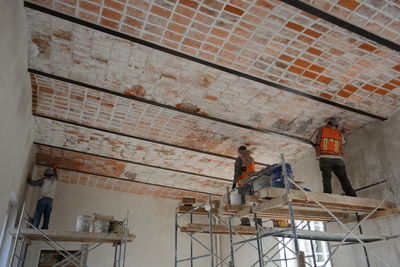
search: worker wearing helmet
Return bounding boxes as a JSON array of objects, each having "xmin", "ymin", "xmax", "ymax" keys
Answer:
[
  {"xmin": 311, "ymin": 118, "xmax": 356, "ymax": 197},
  {"xmin": 27, "ymin": 165, "xmax": 58, "ymax": 229}
]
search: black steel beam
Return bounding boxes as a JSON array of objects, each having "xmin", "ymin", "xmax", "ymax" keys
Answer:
[
  {"xmin": 25, "ymin": 2, "xmax": 386, "ymax": 122},
  {"xmin": 35, "ymin": 163, "xmax": 221, "ymax": 196},
  {"xmin": 280, "ymin": 0, "xmax": 400, "ymax": 52},
  {"xmin": 34, "ymin": 142, "xmax": 232, "ymax": 182},
  {"xmin": 29, "ymin": 68, "xmax": 312, "ymax": 145},
  {"xmin": 33, "ymin": 113, "xmax": 269, "ymax": 166}
]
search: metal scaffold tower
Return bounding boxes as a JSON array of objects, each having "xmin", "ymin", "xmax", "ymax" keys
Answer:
[
  {"xmin": 174, "ymin": 154, "xmax": 400, "ymax": 267},
  {"xmin": 9, "ymin": 205, "xmax": 133, "ymax": 267}
]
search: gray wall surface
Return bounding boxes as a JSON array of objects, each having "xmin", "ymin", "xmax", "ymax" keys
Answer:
[{"xmin": 0, "ymin": 0, "xmax": 33, "ymax": 233}]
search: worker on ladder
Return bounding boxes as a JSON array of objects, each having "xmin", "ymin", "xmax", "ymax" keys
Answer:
[
  {"xmin": 232, "ymin": 146, "xmax": 262, "ymax": 226},
  {"xmin": 27, "ymin": 165, "xmax": 58, "ymax": 229},
  {"xmin": 311, "ymin": 117, "xmax": 357, "ymax": 197}
]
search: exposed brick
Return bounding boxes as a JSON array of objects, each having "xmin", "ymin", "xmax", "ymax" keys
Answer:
[
  {"xmin": 317, "ymin": 75, "xmax": 333, "ymax": 85},
  {"xmin": 362, "ymin": 84, "xmax": 377, "ymax": 92},
  {"xmin": 293, "ymin": 59, "xmax": 311, "ymax": 68},
  {"xmin": 319, "ymin": 92, "xmax": 333, "ymax": 99},
  {"xmin": 303, "ymin": 71, "xmax": 318, "ymax": 79},
  {"xmin": 382, "ymin": 83, "xmax": 396, "ymax": 90},
  {"xmin": 392, "ymin": 65, "xmax": 400, "ymax": 72},
  {"xmin": 256, "ymin": 0, "xmax": 274, "ymax": 10},
  {"xmin": 100, "ymin": 18, "xmax": 119, "ymax": 29},
  {"xmin": 338, "ymin": 0, "xmax": 360, "ymax": 11},
  {"xmin": 375, "ymin": 89, "xmax": 389, "ymax": 96},
  {"xmin": 337, "ymin": 90, "xmax": 352, "ymax": 98},
  {"xmin": 343, "ymin": 84, "xmax": 358, "ymax": 92},
  {"xmin": 358, "ymin": 43, "xmax": 377, "ymax": 52},
  {"xmin": 304, "ymin": 29, "xmax": 321, "ymax": 38},
  {"xmin": 151, "ymin": 5, "xmax": 171, "ymax": 19},
  {"xmin": 285, "ymin": 22, "xmax": 304, "ymax": 32},
  {"xmin": 183, "ymin": 38, "xmax": 201, "ymax": 49},
  {"xmin": 179, "ymin": 0, "xmax": 199, "ymax": 9},
  {"xmin": 224, "ymin": 4, "xmax": 244, "ymax": 16},
  {"xmin": 104, "ymin": 0, "xmax": 124, "ymax": 11},
  {"xmin": 306, "ymin": 47, "xmax": 323, "ymax": 56},
  {"xmin": 288, "ymin": 66, "xmax": 304, "ymax": 74},
  {"xmin": 176, "ymin": 5, "xmax": 195, "ymax": 18},
  {"xmin": 168, "ymin": 22, "xmax": 187, "ymax": 34},
  {"xmin": 390, "ymin": 80, "xmax": 400, "ymax": 86},
  {"xmin": 79, "ymin": 1, "xmax": 100, "ymax": 13},
  {"xmin": 204, "ymin": 95, "xmax": 218, "ymax": 101},
  {"xmin": 125, "ymin": 17, "xmax": 143, "ymax": 28},
  {"xmin": 279, "ymin": 54, "xmax": 294, "ymax": 62},
  {"xmin": 102, "ymin": 8, "xmax": 122, "ymax": 20},
  {"xmin": 211, "ymin": 28, "xmax": 229, "ymax": 38}
]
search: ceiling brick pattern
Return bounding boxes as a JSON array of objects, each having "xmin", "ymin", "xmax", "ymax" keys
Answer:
[
  {"xmin": 35, "ymin": 165, "xmax": 213, "ymax": 200},
  {"xmin": 299, "ymin": 0, "xmax": 400, "ymax": 44},
  {"xmin": 26, "ymin": 1, "xmax": 400, "ymax": 117},
  {"xmin": 31, "ymin": 72, "xmax": 314, "ymax": 164},
  {"xmin": 35, "ymin": 144, "xmax": 230, "ymax": 194},
  {"xmin": 34, "ymin": 116, "xmax": 235, "ymax": 178}
]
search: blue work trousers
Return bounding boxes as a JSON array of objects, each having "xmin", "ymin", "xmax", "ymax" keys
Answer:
[{"xmin": 33, "ymin": 197, "xmax": 53, "ymax": 229}]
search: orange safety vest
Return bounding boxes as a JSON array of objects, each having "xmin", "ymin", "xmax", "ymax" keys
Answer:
[
  {"xmin": 237, "ymin": 161, "xmax": 256, "ymax": 186},
  {"xmin": 319, "ymin": 126, "xmax": 342, "ymax": 156}
]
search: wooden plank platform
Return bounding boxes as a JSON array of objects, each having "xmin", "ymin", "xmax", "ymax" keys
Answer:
[
  {"xmin": 181, "ymin": 224, "xmax": 385, "ymax": 243},
  {"xmin": 18, "ymin": 229, "xmax": 135, "ymax": 243}
]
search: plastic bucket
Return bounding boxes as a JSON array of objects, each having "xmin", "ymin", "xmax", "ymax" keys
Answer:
[
  {"xmin": 76, "ymin": 215, "xmax": 91, "ymax": 232},
  {"xmin": 94, "ymin": 220, "xmax": 110, "ymax": 233},
  {"xmin": 229, "ymin": 191, "xmax": 242, "ymax": 205}
]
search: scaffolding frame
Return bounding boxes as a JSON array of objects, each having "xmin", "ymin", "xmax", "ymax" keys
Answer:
[
  {"xmin": 175, "ymin": 154, "xmax": 399, "ymax": 267},
  {"xmin": 9, "ymin": 204, "xmax": 131, "ymax": 267}
]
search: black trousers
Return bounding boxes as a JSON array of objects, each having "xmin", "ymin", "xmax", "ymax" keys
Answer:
[
  {"xmin": 238, "ymin": 184, "xmax": 262, "ymax": 226},
  {"xmin": 319, "ymin": 158, "xmax": 357, "ymax": 197}
]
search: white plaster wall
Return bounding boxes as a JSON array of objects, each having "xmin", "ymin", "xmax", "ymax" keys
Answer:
[
  {"xmin": 24, "ymin": 182, "xmax": 214, "ymax": 267},
  {"xmin": 327, "ymin": 110, "xmax": 400, "ymax": 267},
  {"xmin": 0, "ymin": 0, "xmax": 34, "ymax": 263}
]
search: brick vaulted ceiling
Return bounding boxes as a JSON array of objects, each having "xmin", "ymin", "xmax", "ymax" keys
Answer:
[{"xmin": 25, "ymin": 0, "xmax": 400, "ymax": 200}]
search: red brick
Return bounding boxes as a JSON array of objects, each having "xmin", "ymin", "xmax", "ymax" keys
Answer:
[
  {"xmin": 125, "ymin": 17, "xmax": 143, "ymax": 28},
  {"xmin": 172, "ymin": 14, "xmax": 191, "ymax": 25},
  {"xmin": 202, "ymin": 43, "xmax": 219, "ymax": 54},
  {"xmin": 338, "ymin": 0, "xmax": 360, "ymax": 11},
  {"xmin": 102, "ymin": 8, "xmax": 122, "ymax": 20},
  {"xmin": 179, "ymin": 0, "xmax": 199, "ymax": 9},
  {"xmin": 279, "ymin": 54, "xmax": 294, "ymax": 62},
  {"xmin": 176, "ymin": 5, "xmax": 195, "ymax": 18},
  {"xmin": 392, "ymin": 65, "xmax": 400, "ymax": 72},
  {"xmin": 127, "ymin": 7, "xmax": 146, "ymax": 20},
  {"xmin": 337, "ymin": 90, "xmax": 352, "ymax": 98},
  {"xmin": 294, "ymin": 59, "xmax": 311, "ymax": 68},
  {"xmin": 211, "ymin": 28, "xmax": 229, "ymax": 38},
  {"xmin": 234, "ymin": 27, "xmax": 251, "ymax": 38},
  {"xmin": 390, "ymin": 79, "xmax": 400, "ymax": 86},
  {"xmin": 256, "ymin": 0, "xmax": 274, "ymax": 9},
  {"xmin": 288, "ymin": 66, "xmax": 304, "ymax": 74},
  {"xmin": 168, "ymin": 23, "xmax": 187, "ymax": 34},
  {"xmin": 100, "ymin": 18, "xmax": 119, "ymax": 29},
  {"xmin": 306, "ymin": 47, "xmax": 323, "ymax": 56},
  {"xmin": 304, "ymin": 29, "xmax": 322, "ymax": 38},
  {"xmin": 303, "ymin": 71, "xmax": 318, "ymax": 79},
  {"xmin": 319, "ymin": 92, "xmax": 333, "ymax": 99},
  {"xmin": 382, "ymin": 83, "xmax": 396, "ymax": 90},
  {"xmin": 358, "ymin": 43, "xmax": 377, "ymax": 52},
  {"xmin": 285, "ymin": 22, "xmax": 304, "ymax": 32},
  {"xmin": 308, "ymin": 65, "xmax": 324, "ymax": 73},
  {"xmin": 204, "ymin": 95, "xmax": 218, "ymax": 101},
  {"xmin": 297, "ymin": 35, "xmax": 314, "ymax": 44},
  {"xmin": 105, "ymin": 0, "xmax": 124, "ymax": 11},
  {"xmin": 362, "ymin": 84, "xmax": 377, "ymax": 92},
  {"xmin": 151, "ymin": 5, "xmax": 171, "ymax": 19},
  {"xmin": 80, "ymin": 1, "xmax": 100, "ymax": 13},
  {"xmin": 183, "ymin": 38, "xmax": 201, "ymax": 49},
  {"xmin": 375, "ymin": 89, "xmax": 389, "ymax": 96},
  {"xmin": 343, "ymin": 84, "xmax": 358, "ymax": 92},
  {"xmin": 39, "ymin": 86, "xmax": 54, "ymax": 94},
  {"xmin": 317, "ymin": 75, "xmax": 333, "ymax": 85},
  {"xmin": 224, "ymin": 4, "xmax": 244, "ymax": 16}
]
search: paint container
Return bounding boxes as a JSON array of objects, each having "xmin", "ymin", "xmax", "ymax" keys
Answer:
[
  {"xmin": 94, "ymin": 220, "xmax": 110, "ymax": 233},
  {"xmin": 76, "ymin": 215, "xmax": 92, "ymax": 232},
  {"xmin": 109, "ymin": 221, "xmax": 124, "ymax": 234},
  {"xmin": 229, "ymin": 191, "xmax": 242, "ymax": 205}
]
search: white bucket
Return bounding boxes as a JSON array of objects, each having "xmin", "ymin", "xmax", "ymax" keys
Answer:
[
  {"xmin": 76, "ymin": 215, "xmax": 91, "ymax": 232},
  {"xmin": 94, "ymin": 220, "xmax": 110, "ymax": 233},
  {"xmin": 229, "ymin": 191, "xmax": 242, "ymax": 205}
]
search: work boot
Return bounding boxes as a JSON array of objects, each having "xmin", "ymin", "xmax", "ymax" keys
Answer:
[{"xmin": 239, "ymin": 218, "xmax": 251, "ymax": 226}]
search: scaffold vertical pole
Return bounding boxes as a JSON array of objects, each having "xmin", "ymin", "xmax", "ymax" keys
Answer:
[
  {"xmin": 190, "ymin": 212, "xmax": 193, "ymax": 267},
  {"xmin": 208, "ymin": 194, "xmax": 214, "ymax": 267},
  {"xmin": 10, "ymin": 203, "xmax": 25, "ymax": 267},
  {"xmin": 307, "ymin": 222, "xmax": 317, "ymax": 267},
  {"xmin": 281, "ymin": 154, "xmax": 300, "ymax": 258},
  {"xmin": 228, "ymin": 216, "xmax": 235, "ymax": 267},
  {"xmin": 175, "ymin": 213, "xmax": 178, "ymax": 267},
  {"xmin": 254, "ymin": 213, "xmax": 264, "ymax": 267}
]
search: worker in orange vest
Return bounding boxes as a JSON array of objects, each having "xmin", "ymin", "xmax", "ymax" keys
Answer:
[
  {"xmin": 311, "ymin": 117, "xmax": 356, "ymax": 197},
  {"xmin": 232, "ymin": 146, "xmax": 261, "ymax": 226}
]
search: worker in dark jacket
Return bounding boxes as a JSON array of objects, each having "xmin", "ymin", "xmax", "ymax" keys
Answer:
[
  {"xmin": 232, "ymin": 146, "xmax": 261, "ymax": 226},
  {"xmin": 311, "ymin": 117, "xmax": 356, "ymax": 197},
  {"xmin": 27, "ymin": 165, "xmax": 58, "ymax": 229}
]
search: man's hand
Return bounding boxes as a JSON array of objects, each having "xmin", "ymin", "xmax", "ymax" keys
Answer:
[
  {"xmin": 52, "ymin": 164, "xmax": 57, "ymax": 169},
  {"xmin": 27, "ymin": 173, "xmax": 32, "ymax": 179}
]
